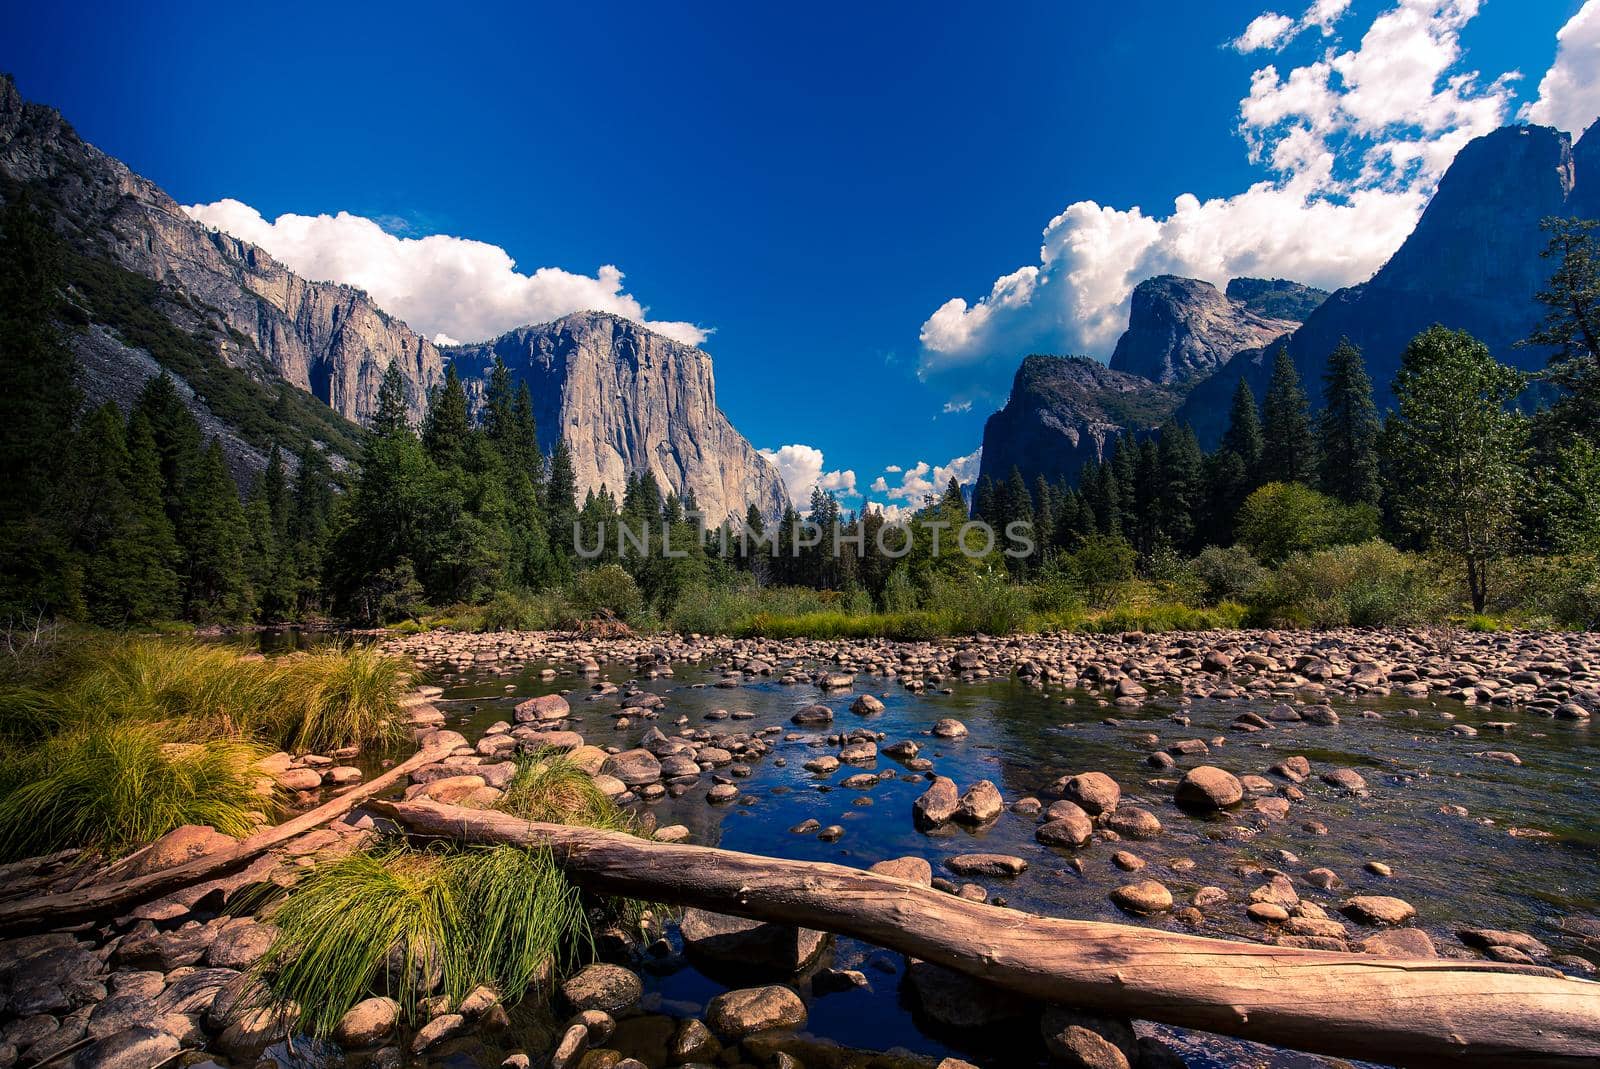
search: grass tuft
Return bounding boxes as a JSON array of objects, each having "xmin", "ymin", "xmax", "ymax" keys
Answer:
[
  {"xmin": 496, "ymin": 751, "xmax": 634, "ymax": 832},
  {"xmin": 0, "ymin": 720, "xmax": 265, "ymax": 861},
  {"xmin": 269, "ymin": 645, "xmax": 408, "ymax": 753},
  {"xmin": 253, "ymin": 842, "xmax": 588, "ymax": 1037}
]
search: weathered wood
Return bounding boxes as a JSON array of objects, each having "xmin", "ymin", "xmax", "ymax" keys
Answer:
[
  {"xmin": 0, "ymin": 735, "xmax": 457, "ymax": 935},
  {"xmin": 375, "ymin": 799, "xmax": 1600, "ymax": 1069}
]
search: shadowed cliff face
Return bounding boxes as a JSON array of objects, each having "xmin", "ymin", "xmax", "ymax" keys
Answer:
[
  {"xmin": 446, "ymin": 313, "xmax": 789, "ymax": 521},
  {"xmin": 977, "ymin": 356, "xmax": 1182, "ymax": 488},
  {"xmin": 1178, "ymin": 122, "xmax": 1598, "ymax": 448},
  {"xmin": 1108, "ymin": 275, "xmax": 1306, "ymax": 385},
  {"xmin": 0, "ymin": 75, "xmax": 445, "ymax": 433}
]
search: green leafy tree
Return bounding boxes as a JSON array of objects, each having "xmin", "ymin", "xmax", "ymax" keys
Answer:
[
  {"xmin": 1383, "ymin": 326, "xmax": 1527, "ymax": 612},
  {"xmin": 1317, "ymin": 338, "xmax": 1381, "ymax": 506},
  {"xmin": 1261, "ymin": 348, "xmax": 1316, "ymax": 484}
]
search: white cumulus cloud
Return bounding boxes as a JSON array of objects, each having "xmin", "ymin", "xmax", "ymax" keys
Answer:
[
  {"xmin": 1522, "ymin": 1, "xmax": 1600, "ymax": 136},
  {"xmin": 183, "ymin": 199, "xmax": 710, "ymax": 347},
  {"xmin": 1234, "ymin": 13, "xmax": 1298, "ymax": 53},
  {"xmin": 873, "ymin": 449, "xmax": 983, "ymax": 504},
  {"xmin": 757, "ymin": 444, "xmax": 859, "ymax": 508},
  {"xmin": 919, "ymin": 0, "xmax": 1526, "ymax": 406},
  {"xmin": 1232, "ymin": 0, "xmax": 1351, "ymax": 53}
]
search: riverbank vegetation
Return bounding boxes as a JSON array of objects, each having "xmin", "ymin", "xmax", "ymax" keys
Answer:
[
  {"xmin": 250, "ymin": 752, "xmax": 640, "ymax": 1037},
  {"xmin": 3, "ymin": 198, "xmax": 1598, "ymax": 638},
  {"xmin": 0, "ymin": 632, "xmax": 408, "ymax": 861}
]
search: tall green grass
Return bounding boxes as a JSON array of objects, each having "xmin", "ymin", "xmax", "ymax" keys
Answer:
[
  {"xmin": 0, "ymin": 636, "xmax": 410, "ymax": 863},
  {"xmin": 252, "ymin": 757, "xmax": 621, "ymax": 1041},
  {"xmin": 0, "ymin": 721, "xmax": 266, "ymax": 861},
  {"xmin": 255, "ymin": 843, "xmax": 588, "ymax": 1036},
  {"xmin": 270, "ymin": 646, "xmax": 407, "ymax": 753},
  {"xmin": 496, "ymin": 751, "xmax": 634, "ymax": 831}
]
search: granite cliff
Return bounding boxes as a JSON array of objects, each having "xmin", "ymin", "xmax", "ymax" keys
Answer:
[
  {"xmin": 976, "ymin": 356, "xmax": 1182, "ymax": 487},
  {"xmin": 446, "ymin": 313, "xmax": 787, "ymax": 521},
  {"xmin": 1108, "ymin": 275, "xmax": 1311, "ymax": 385}
]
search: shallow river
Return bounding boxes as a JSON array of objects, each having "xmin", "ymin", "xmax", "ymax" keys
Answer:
[{"xmin": 391, "ymin": 648, "xmax": 1598, "ymax": 1069}]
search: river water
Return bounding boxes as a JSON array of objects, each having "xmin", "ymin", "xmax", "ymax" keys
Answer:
[{"xmin": 398, "ymin": 649, "xmax": 1599, "ymax": 1069}]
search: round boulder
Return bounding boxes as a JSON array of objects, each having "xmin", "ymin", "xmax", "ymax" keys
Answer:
[
  {"xmin": 705, "ymin": 985, "xmax": 807, "ymax": 1038},
  {"xmin": 1175, "ymin": 766, "xmax": 1244, "ymax": 811}
]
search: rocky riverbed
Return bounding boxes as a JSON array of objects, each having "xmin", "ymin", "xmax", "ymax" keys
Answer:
[{"xmin": 3, "ymin": 626, "xmax": 1597, "ymax": 1069}]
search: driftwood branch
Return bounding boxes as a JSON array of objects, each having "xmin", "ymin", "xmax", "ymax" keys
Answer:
[
  {"xmin": 373, "ymin": 799, "xmax": 1600, "ymax": 1069},
  {"xmin": 0, "ymin": 737, "xmax": 456, "ymax": 935}
]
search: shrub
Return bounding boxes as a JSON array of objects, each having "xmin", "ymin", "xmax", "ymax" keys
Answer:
[
  {"xmin": 565, "ymin": 565, "xmax": 644, "ymax": 623},
  {"xmin": 925, "ymin": 571, "xmax": 1028, "ymax": 635},
  {"xmin": 1190, "ymin": 545, "xmax": 1268, "ymax": 605},
  {"xmin": 1250, "ymin": 540, "xmax": 1443, "ymax": 628},
  {"xmin": 478, "ymin": 588, "xmax": 564, "ymax": 632},
  {"xmin": 1236, "ymin": 482, "xmax": 1378, "ymax": 565},
  {"xmin": 0, "ymin": 721, "xmax": 265, "ymax": 861},
  {"xmin": 880, "ymin": 567, "xmax": 919, "ymax": 614},
  {"xmin": 1066, "ymin": 535, "xmax": 1137, "ymax": 608}
]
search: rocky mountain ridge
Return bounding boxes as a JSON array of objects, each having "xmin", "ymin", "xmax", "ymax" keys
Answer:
[
  {"xmin": 1108, "ymin": 275, "xmax": 1311, "ymax": 385},
  {"xmin": 981, "ymin": 120, "xmax": 1598, "ymax": 485},
  {"xmin": 1176, "ymin": 121, "xmax": 1597, "ymax": 446},
  {"xmin": 976, "ymin": 356, "xmax": 1183, "ymax": 488},
  {"xmin": 0, "ymin": 75, "xmax": 786, "ymax": 516}
]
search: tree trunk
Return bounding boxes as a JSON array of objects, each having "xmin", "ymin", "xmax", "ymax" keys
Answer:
[
  {"xmin": 374, "ymin": 800, "xmax": 1600, "ymax": 1069},
  {"xmin": 0, "ymin": 735, "xmax": 457, "ymax": 935}
]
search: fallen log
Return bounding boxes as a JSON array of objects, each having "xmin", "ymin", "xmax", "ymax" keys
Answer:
[
  {"xmin": 0, "ymin": 734, "xmax": 458, "ymax": 935},
  {"xmin": 374, "ymin": 799, "xmax": 1600, "ymax": 1069}
]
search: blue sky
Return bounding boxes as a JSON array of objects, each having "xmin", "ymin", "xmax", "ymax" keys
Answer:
[{"xmin": 3, "ymin": 0, "xmax": 1594, "ymax": 513}]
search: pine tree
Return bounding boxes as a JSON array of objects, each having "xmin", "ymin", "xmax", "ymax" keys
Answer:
[
  {"xmin": 182, "ymin": 441, "xmax": 255, "ymax": 621},
  {"xmin": 132, "ymin": 373, "xmax": 203, "ymax": 528},
  {"xmin": 421, "ymin": 365, "xmax": 471, "ymax": 470},
  {"xmin": 1032, "ymin": 474, "xmax": 1056, "ymax": 560},
  {"xmin": 973, "ymin": 475, "xmax": 997, "ymax": 521},
  {"xmin": 66, "ymin": 404, "xmax": 182, "ymax": 625},
  {"xmin": 120, "ymin": 414, "xmax": 183, "ymax": 622},
  {"xmin": 373, "ymin": 362, "xmax": 411, "ymax": 439},
  {"xmin": 1317, "ymin": 338, "xmax": 1381, "ymax": 506},
  {"xmin": 290, "ymin": 444, "xmax": 335, "ymax": 613},
  {"xmin": 0, "ymin": 197, "xmax": 79, "ymax": 614},
  {"xmin": 1527, "ymin": 218, "xmax": 1600, "ymax": 448},
  {"xmin": 1221, "ymin": 377, "xmax": 1264, "ymax": 476},
  {"xmin": 1261, "ymin": 348, "xmax": 1316, "ymax": 484},
  {"xmin": 1158, "ymin": 423, "xmax": 1203, "ymax": 553},
  {"xmin": 248, "ymin": 448, "xmax": 297, "ymax": 620},
  {"xmin": 547, "ymin": 439, "xmax": 580, "ymax": 574}
]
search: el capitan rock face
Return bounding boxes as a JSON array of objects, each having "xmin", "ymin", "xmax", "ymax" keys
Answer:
[
  {"xmin": 1108, "ymin": 275, "xmax": 1305, "ymax": 385},
  {"xmin": 977, "ymin": 356, "xmax": 1182, "ymax": 488},
  {"xmin": 446, "ymin": 313, "xmax": 788, "ymax": 521},
  {"xmin": 1178, "ymin": 122, "xmax": 1598, "ymax": 446}
]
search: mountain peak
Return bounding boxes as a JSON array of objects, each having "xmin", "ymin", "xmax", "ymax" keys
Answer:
[{"xmin": 1108, "ymin": 274, "xmax": 1302, "ymax": 385}]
